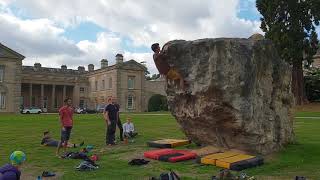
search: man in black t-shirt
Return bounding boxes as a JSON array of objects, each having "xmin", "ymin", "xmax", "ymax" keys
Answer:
[{"xmin": 104, "ymin": 97, "xmax": 117, "ymax": 145}]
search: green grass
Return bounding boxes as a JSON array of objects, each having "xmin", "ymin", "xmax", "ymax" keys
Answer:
[{"xmin": 0, "ymin": 112, "xmax": 320, "ymax": 180}]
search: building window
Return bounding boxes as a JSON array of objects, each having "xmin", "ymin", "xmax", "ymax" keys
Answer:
[
  {"xmin": 80, "ymin": 87, "xmax": 85, "ymax": 93},
  {"xmin": 0, "ymin": 92, "xmax": 6, "ymax": 109},
  {"xmin": 79, "ymin": 100, "xmax": 85, "ymax": 108},
  {"xmin": 128, "ymin": 76, "xmax": 135, "ymax": 89},
  {"xmin": 102, "ymin": 80, "xmax": 105, "ymax": 90},
  {"xmin": 0, "ymin": 65, "xmax": 4, "ymax": 82},
  {"xmin": 95, "ymin": 81, "xmax": 98, "ymax": 91},
  {"xmin": 127, "ymin": 95, "xmax": 133, "ymax": 109},
  {"xmin": 109, "ymin": 78, "xmax": 112, "ymax": 89}
]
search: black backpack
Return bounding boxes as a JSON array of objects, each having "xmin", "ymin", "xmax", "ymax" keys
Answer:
[
  {"xmin": 150, "ymin": 171, "xmax": 180, "ymax": 180},
  {"xmin": 128, "ymin": 159, "xmax": 150, "ymax": 166}
]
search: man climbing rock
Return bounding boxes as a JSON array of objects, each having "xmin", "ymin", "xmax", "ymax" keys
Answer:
[{"xmin": 151, "ymin": 43, "xmax": 185, "ymax": 90}]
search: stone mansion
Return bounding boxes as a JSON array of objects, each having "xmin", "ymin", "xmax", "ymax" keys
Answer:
[{"xmin": 0, "ymin": 43, "xmax": 165, "ymax": 113}]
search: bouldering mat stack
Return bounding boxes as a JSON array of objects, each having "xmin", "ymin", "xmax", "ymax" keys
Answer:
[
  {"xmin": 147, "ymin": 139, "xmax": 191, "ymax": 148},
  {"xmin": 144, "ymin": 148, "xmax": 197, "ymax": 163},
  {"xmin": 201, "ymin": 151, "xmax": 263, "ymax": 171}
]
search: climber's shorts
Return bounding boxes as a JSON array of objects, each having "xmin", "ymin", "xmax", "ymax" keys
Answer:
[{"xmin": 167, "ymin": 68, "xmax": 180, "ymax": 80}]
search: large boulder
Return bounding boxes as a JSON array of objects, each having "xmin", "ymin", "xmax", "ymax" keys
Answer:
[{"xmin": 163, "ymin": 37, "xmax": 294, "ymax": 154}]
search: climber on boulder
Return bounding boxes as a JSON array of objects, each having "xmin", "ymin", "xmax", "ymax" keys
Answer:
[{"xmin": 151, "ymin": 43, "xmax": 185, "ymax": 90}]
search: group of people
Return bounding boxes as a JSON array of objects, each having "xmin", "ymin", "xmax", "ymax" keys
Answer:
[
  {"xmin": 0, "ymin": 42, "xmax": 173, "ymax": 180},
  {"xmin": 53, "ymin": 97, "xmax": 138, "ymax": 156},
  {"xmin": 103, "ymin": 97, "xmax": 137, "ymax": 146}
]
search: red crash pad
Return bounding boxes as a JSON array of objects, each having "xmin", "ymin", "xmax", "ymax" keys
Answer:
[{"xmin": 144, "ymin": 148, "xmax": 197, "ymax": 163}]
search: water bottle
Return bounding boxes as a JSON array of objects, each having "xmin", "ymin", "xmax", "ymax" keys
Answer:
[{"xmin": 37, "ymin": 176, "xmax": 42, "ymax": 180}]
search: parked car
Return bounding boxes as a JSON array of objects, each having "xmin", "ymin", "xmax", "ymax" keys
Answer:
[
  {"xmin": 22, "ymin": 107, "xmax": 42, "ymax": 114},
  {"xmin": 75, "ymin": 107, "xmax": 86, "ymax": 114}
]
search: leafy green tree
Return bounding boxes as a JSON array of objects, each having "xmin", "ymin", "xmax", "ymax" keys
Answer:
[
  {"xmin": 148, "ymin": 94, "xmax": 168, "ymax": 112},
  {"xmin": 256, "ymin": 0, "xmax": 320, "ymax": 104},
  {"xmin": 305, "ymin": 68, "xmax": 320, "ymax": 101}
]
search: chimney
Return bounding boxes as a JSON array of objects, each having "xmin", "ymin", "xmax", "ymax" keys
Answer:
[
  {"xmin": 88, "ymin": 64, "xmax": 94, "ymax": 72},
  {"xmin": 34, "ymin": 63, "xmax": 41, "ymax": 71},
  {"xmin": 101, "ymin": 59, "xmax": 108, "ymax": 68},
  {"xmin": 115, "ymin": 54, "xmax": 123, "ymax": 64},
  {"xmin": 61, "ymin": 65, "xmax": 67, "ymax": 70},
  {"xmin": 78, "ymin": 66, "xmax": 85, "ymax": 72}
]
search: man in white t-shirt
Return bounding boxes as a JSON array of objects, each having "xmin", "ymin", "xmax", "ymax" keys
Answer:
[{"xmin": 123, "ymin": 117, "xmax": 138, "ymax": 141}]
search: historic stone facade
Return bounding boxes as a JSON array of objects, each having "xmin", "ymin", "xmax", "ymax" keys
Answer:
[
  {"xmin": 0, "ymin": 43, "xmax": 165, "ymax": 113},
  {"xmin": 0, "ymin": 43, "xmax": 24, "ymax": 113}
]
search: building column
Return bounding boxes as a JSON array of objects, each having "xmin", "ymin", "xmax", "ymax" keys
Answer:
[
  {"xmin": 63, "ymin": 85, "xmax": 66, "ymax": 102},
  {"xmin": 40, "ymin": 84, "xmax": 44, "ymax": 108},
  {"xmin": 51, "ymin": 85, "xmax": 55, "ymax": 111},
  {"xmin": 73, "ymin": 85, "xmax": 80, "ymax": 108},
  {"xmin": 29, "ymin": 83, "xmax": 32, "ymax": 107}
]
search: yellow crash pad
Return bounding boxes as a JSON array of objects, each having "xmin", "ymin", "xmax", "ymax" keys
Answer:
[
  {"xmin": 148, "ymin": 139, "xmax": 191, "ymax": 148},
  {"xmin": 215, "ymin": 154, "xmax": 255, "ymax": 169},
  {"xmin": 200, "ymin": 151, "xmax": 239, "ymax": 165}
]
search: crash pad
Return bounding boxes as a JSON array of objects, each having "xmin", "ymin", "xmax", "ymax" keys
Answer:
[
  {"xmin": 144, "ymin": 148, "xmax": 197, "ymax": 163},
  {"xmin": 215, "ymin": 154, "xmax": 263, "ymax": 171},
  {"xmin": 147, "ymin": 139, "xmax": 191, "ymax": 148},
  {"xmin": 200, "ymin": 151, "xmax": 239, "ymax": 165}
]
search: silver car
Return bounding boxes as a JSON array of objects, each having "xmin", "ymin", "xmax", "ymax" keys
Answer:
[{"xmin": 22, "ymin": 107, "xmax": 42, "ymax": 114}]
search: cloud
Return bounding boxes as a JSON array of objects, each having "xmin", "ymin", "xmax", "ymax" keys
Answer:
[
  {"xmin": 0, "ymin": 12, "xmax": 81, "ymax": 57},
  {"xmin": 0, "ymin": 0, "xmax": 262, "ymax": 74},
  {"xmin": 0, "ymin": 11, "xmax": 123, "ymax": 70}
]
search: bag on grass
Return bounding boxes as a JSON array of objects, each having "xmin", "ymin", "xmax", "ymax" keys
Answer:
[
  {"xmin": 75, "ymin": 160, "xmax": 99, "ymax": 171},
  {"xmin": 62, "ymin": 152, "xmax": 88, "ymax": 160},
  {"xmin": 150, "ymin": 170, "xmax": 180, "ymax": 180},
  {"xmin": 128, "ymin": 159, "xmax": 150, "ymax": 166}
]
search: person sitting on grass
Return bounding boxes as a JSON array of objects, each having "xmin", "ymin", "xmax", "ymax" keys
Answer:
[
  {"xmin": 151, "ymin": 43, "xmax": 185, "ymax": 90},
  {"xmin": 0, "ymin": 151, "xmax": 26, "ymax": 180},
  {"xmin": 41, "ymin": 131, "xmax": 84, "ymax": 148},
  {"xmin": 123, "ymin": 117, "xmax": 138, "ymax": 143}
]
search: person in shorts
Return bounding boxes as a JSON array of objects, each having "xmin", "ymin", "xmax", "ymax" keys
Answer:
[
  {"xmin": 151, "ymin": 43, "xmax": 185, "ymax": 90},
  {"xmin": 56, "ymin": 98, "xmax": 74, "ymax": 157}
]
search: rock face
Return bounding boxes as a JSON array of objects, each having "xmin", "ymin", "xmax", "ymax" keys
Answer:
[{"xmin": 163, "ymin": 38, "xmax": 294, "ymax": 154}]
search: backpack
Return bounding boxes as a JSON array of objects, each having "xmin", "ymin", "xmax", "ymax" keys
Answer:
[
  {"xmin": 62, "ymin": 152, "xmax": 88, "ymax": 160},
  {"xmin": 150, "ymin": 171, "xmax": 180, "ymax": 180},
  {"xmin": 75, "ymin": 160, "xmax": 99, "ymax": 171},
  {"xmin": 128, "ymin": 159, "xmax": 150, "ymax": 166}
]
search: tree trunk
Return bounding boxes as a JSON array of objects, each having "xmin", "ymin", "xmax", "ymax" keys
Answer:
[{"xmin": 292, "ymin": 60, "xmax": 305, "ymax": 105}]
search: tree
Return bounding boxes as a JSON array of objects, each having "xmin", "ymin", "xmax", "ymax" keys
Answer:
[
  {"xmin": 304, "ymin": 68, "xmax": 320, "ymax": 101},
  {"xmin": 146, "ymin": 74, "xmax": 160, "ymax": 80},
  {"xmin": 148, "ymin": 94, "xmax": 168, "ymax": 112},
  {"xmin": 256, "ymin": 0, "xmax": 320, "ymax": 105}
]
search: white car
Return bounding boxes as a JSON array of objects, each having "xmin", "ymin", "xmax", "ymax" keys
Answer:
[
  {"xmin": 75, "ymin": 107, "xmax": 86, "ymax": 114},
  {"xmin": 22, "ymin": 107, "xmax": 42, "ymax": 114}
]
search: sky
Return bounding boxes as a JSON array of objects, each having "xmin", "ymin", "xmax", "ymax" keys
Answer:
[{"xmin": 0, "ymin": 0, "xmax": 263, "ymax": 74}]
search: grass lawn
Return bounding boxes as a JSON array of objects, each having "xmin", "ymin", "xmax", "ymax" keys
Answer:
[{"xmin": 0, "ymin": 111, "xmax": 320, "ymax": 180}]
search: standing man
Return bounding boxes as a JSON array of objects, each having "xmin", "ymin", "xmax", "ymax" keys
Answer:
[
  {"xmin": 56, "ymin": 98, "xmax": 74, "ymax": 157},
  {"xmin": 104, "ymin": 97, "xmax": 117, "ymax": 146},
  {"xmin": 112, "ymin": 97, "xmax": 123, "ymax": 142}
]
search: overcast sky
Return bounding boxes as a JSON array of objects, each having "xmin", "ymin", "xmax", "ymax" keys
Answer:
[{"xmin": 0, "ymin": 0, "xmax": 263, "ymax": 74}]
